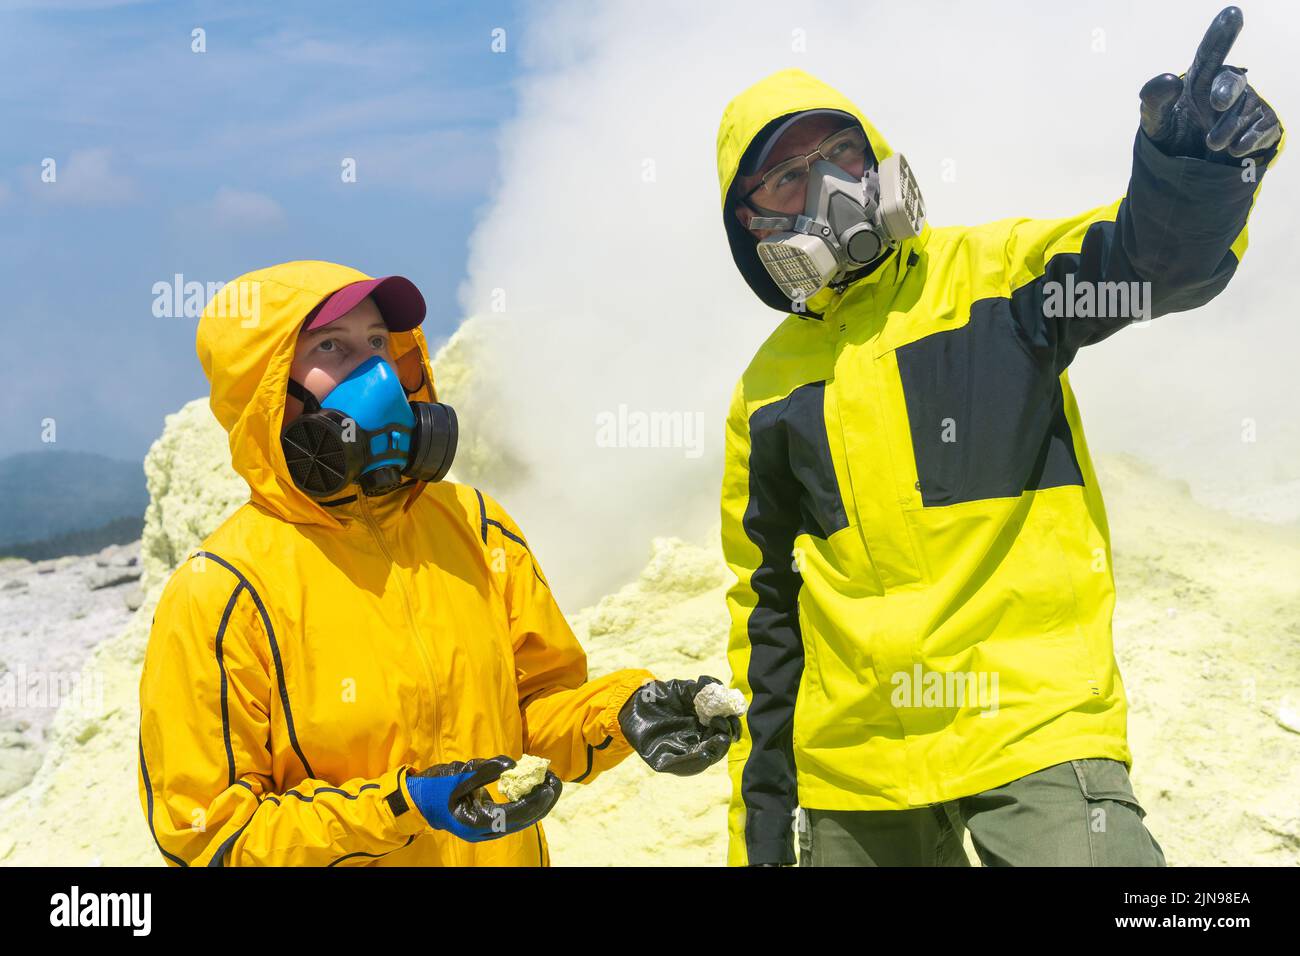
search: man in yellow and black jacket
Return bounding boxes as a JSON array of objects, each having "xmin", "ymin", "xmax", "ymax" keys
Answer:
[{"xmin": 717, "ymin": 8, "xmax": 1283, "ymax": 866}]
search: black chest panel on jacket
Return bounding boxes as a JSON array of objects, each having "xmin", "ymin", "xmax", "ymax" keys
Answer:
[{"xmin": 895, "ymin": 298, "xmax": 1085, "ymax": 507}]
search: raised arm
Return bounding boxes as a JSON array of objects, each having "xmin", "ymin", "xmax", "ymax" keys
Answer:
[{"xmin": 1003, "ymin": 5, "xmax": 1283, "ymax": 372}]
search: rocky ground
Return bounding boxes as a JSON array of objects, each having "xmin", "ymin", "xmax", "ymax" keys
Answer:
[
  {"xmin": 0, "ymin": 395, "xmax": 1295, "ymax": 867},
  {"xmin": 0, "ymin": 542, "xmax": 141, "ymax": 799}
]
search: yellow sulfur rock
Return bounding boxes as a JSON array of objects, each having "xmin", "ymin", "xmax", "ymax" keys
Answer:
[{"xmin": 498, "ymin": 755, "xmax": 551, "ymax": 801}]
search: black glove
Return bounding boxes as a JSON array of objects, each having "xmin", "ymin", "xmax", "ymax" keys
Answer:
[
  {"xmin": 405, "ymin": 755, "xmax": 561, "ymax": 842},
  {"xmin": 1139, "ymin": 6, "xmax": 1282, "ymax": 163},
  {"xmin": 618, "ymin": 676, "xmax": 741, "ymax": 776}
]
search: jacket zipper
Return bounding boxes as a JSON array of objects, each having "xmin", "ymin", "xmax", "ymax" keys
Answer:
[
  {"xmin": 823, "ymin": 293, "xmax": 878, "ymax": 563},
  {"xmin": 357, "ymin": 493, "xmax": 444, "ymax": 766}
]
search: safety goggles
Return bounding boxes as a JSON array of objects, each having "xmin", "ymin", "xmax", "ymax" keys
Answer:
[{"xmin": 743, "ymin": 125, "xmax": 869, "ymax": 209}]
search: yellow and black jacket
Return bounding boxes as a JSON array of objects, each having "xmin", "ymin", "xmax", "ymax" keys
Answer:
[
  {"xmin": 138, "ymin": 260, "xmax": 655, "ymax": 866},
  {"xmin": 717, "ymin": 69, "xmax": 1282, "ymax": 865}
]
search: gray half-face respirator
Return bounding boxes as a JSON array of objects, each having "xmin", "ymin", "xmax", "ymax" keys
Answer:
[{"xmin": 749, "ymin": 155, "xmax": 926, "ymax": 304}]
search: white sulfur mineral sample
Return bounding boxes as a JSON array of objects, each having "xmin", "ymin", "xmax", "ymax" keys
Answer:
[
  {"xmin": 498, "ymin": 754, "xmax": 552, "ymax": 801},
  {"xmin": 694, "ymin": 682, "xmax": 747, "ymax": 724}
]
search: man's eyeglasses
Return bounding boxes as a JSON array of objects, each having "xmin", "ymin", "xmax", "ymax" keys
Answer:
[{"xmin": 744, "ymin": 125, "xmax": 869, "ymax": 209}]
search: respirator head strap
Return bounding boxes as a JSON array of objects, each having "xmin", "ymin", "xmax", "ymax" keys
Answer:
[
  {"xmin": 286, "ymin": 377, "xmax": 322, "ymax": 415},
  {"xmin": 748, "ymin": 215, "xmax": 796, "ymax": 232}
]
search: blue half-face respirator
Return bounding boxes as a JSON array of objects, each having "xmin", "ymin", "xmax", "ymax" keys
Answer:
[{"xmin": 282, "ymin": 356, "xmax": 457, "ymax": 499}]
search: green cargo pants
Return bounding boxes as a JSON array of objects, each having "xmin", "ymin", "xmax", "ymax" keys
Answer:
[{"xmin": 796, "ymin": 758, "xmax": 1167, "ymax": 866}]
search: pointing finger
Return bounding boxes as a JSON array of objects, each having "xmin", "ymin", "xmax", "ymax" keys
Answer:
[{"xmin": 1188, "ymin": 6, "xmax": 1244, "ymax": 106}]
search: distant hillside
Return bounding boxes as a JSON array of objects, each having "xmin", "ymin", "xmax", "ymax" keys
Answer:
[
  {"xmin": 2, "ymin": 515, "xmax": 145, "ymax": 562},
  {"xmin": 0, "ymin": 451, "xmax": 148, "ymax": 554}
]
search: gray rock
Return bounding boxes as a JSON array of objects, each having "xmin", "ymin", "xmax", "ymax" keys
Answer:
[
  {"xmin": 0, "ymin": 540, "xmax": 137, "ymax": 781},
  {"xmin": 87, "ymin": 566, "xmax": 143, "ymax": 591},
  {"xmin": 0, "ymin": 746, "xmax": 43, "ymax": 799},
  {"xmin": 122, "ymin": 583, "xmax": 144, "ymax": 611},
  {"xmin": 93, "ymin": 541, "xmax": 142, "ymax": 569}
]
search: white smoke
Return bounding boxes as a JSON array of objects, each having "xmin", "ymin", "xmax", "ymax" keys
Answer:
[{"xmin": 455, "ymin": 0, "xmax": 1300, "ymax": 606}]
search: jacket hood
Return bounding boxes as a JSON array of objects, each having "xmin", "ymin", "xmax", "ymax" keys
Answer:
[
  {"xmin": 716, "ymin": 68, "xmax": 927, "ymax": 316},
  {"xmin": 196, "ymin": 260, "xmax": 442, "ymax": 530}
]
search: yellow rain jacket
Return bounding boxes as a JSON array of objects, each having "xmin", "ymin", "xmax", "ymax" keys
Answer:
[
  {"xmin": 718, "ymin": 69, "xmax": 1282, "ymax": 865},
  {"xmin": 138, "ymin": 260, "xmax": 655, "ymax": 866}
]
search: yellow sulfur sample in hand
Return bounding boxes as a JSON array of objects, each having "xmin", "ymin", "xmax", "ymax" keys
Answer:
[{"xmin": 498, "ymin": 754, "xmax": 551, "ymax": 801}]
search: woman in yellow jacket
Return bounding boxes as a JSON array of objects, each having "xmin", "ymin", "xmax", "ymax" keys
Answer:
[{"xmin": 137, "ymin": 259, "xmax": 737, "ymax": 866}]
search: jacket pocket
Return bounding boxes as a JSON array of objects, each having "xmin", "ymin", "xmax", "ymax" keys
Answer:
[
  {"xmin": 908, "ymin": 490, "xmax": 1099, "ymax": 700},
  {"xmin": 1070, "ymin": 758, "xmax": 1166, "ymax": 866},
  {"xmin": 1070, "ymin": 758, "xmax": 1144, "ymax": 816}
]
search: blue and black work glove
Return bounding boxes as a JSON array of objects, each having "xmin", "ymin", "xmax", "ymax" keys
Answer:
[
  {"xmin": 1139, "ymin": 6, "xmax": 1282, "ymax": 163},
  {"xmin": 404, "ymin": 755, "xmax": 561, "ymax": 842},
  {"xmin": 618, "ymin": 676, "xmax": 741, "ymax": 776}
]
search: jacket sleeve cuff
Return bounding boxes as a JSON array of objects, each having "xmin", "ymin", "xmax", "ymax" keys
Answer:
[
  {"xmin": 597, "ymin": 669, "xmax": 658, "ymax": 747},
  {"xmin": 746, "ymin": 838, "xmax": 797, "ymax": 867},
  {"xmin": 745, "ymin": 808, "xmax": 797, "ymax": 866},
  {"xmin": 382, "ymin": 765, "xmax": 432, "ymax": 839},
  {"xmin": 1134, "ymin": 126, "xmax": 1272, "ymax": 199}
]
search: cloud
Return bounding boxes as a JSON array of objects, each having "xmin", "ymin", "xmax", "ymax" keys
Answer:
[
  {"xmin": 209, "ymin": 187, "xmax": 287, "ymax": 229},
  {"xmin": 158, "ymin": 86, "xmax": 509, "ymax": 199},
  {"xmin": 29, "ymin": 148, "xmax": 136, "ymax": 204}
]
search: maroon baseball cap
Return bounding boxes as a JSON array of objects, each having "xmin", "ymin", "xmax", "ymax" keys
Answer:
[{"xmin": 302, "ymin": 276, "xmax": 426, "ymax": 333}]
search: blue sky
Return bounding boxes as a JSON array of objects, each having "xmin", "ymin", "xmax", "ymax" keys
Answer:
[{"xmin": 0, "ymin": 0, "xmax": 522, "ymax": 462}]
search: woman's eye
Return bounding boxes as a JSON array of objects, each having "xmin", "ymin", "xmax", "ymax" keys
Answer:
[
  {"xmin": 369, "ymin": 336, "xmax": 387, "ymax": 350},
  {"xmin": 318, "ymin": 340, "xmax": 337, "ymax": 353}
]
